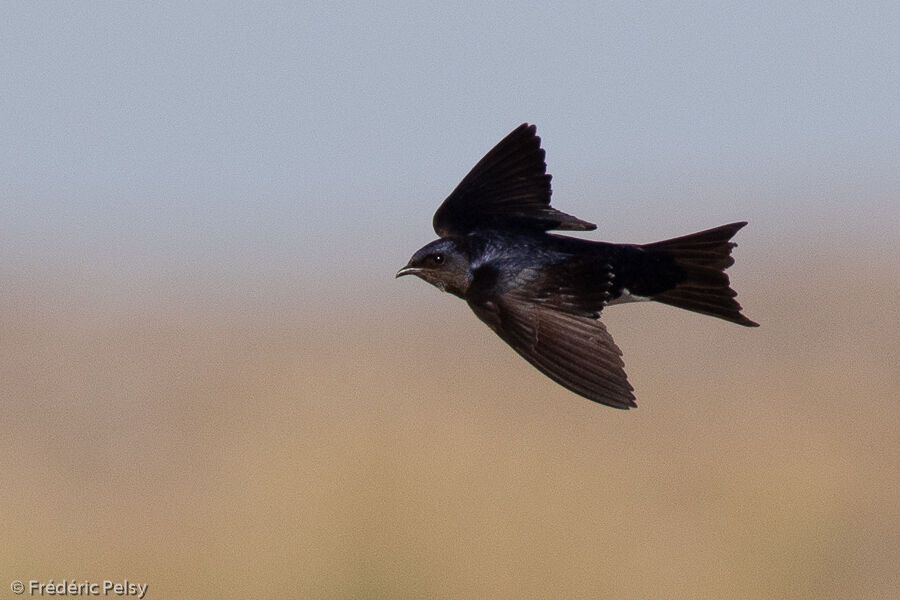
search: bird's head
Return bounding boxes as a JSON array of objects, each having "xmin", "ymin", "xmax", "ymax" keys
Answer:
[{"xmin": 396, "ymin": 238, "xmax": 471, "ymax": 298}]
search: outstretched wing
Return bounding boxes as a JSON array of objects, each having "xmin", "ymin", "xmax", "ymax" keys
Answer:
[
  {"xmin": 467, "ymin": 262, "xmax": 635, "ymax": 409},
  {"xmin": 432, "ymin": 123, "xmax": 596, "ymax": 237}
]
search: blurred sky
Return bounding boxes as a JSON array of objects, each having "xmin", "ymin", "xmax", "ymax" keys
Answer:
[
  {"xmin": 3, "ymin": 2, "xmax": 898, "ymax": 309},
  {"xmin": 2, "ymin": 3, "xmax": 899, "ymax": 599}
]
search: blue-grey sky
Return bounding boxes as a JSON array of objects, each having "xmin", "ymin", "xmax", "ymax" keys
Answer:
[{"xmin": 3, "ymin": 2, "xmax": 898, "ymax": 307}]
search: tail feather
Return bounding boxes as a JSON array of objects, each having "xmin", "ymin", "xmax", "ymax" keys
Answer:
[{"xmin": 643, "ymin": 222, "xmax": 758, "ymax": 327}]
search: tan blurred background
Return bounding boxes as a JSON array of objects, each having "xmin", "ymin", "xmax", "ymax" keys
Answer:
[
  {"xmin": 3, "ymin": 4, "xmax": 899, "ymax": 599},
  {"xmin": 2, "ymin": 248, "xmax": 897, "ymax": 599}
]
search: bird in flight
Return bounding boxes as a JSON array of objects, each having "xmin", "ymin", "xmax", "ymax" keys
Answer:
[{"xmin": 397, "ymin": 123, "xmax": 758, "ymax": 408}]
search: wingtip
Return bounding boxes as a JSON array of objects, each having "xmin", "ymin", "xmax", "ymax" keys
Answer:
[
  {"xmin": 509, "ymin": 122, "xmax": 537, "ymax": 139},
  {"xmin": 590, "ymin": 393, "xmax": 637, "ymax": 409}
]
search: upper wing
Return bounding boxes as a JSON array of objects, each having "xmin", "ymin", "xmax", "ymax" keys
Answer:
[
  {"xmin": 432, "ymin": 124, "xmax": 596, "ymax": 237},
  {"xmin": 467, "ymin": 263, "xmax": 635, "ymax": 409}
]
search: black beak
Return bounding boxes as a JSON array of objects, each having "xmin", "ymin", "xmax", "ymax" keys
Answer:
[{"xmin": 395, "ymin": 265, "xmax": 421, "ymax": 278}]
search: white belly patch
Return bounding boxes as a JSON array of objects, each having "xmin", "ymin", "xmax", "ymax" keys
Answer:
[{"xmin": 606, "ymin": 288, "xmax": 651, "ymax": 306}]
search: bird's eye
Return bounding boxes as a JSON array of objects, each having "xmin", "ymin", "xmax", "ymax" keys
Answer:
[{"xmin": 430, "ymin": 254, "xmax": 445, "ymax": 265}]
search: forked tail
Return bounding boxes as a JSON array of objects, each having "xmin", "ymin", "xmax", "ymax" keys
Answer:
[{"xmin": 643, "ymin": 222, "xmax": 759, "ymax": 327}]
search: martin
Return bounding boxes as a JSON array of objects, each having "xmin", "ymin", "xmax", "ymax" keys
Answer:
[{"xmin": 397, "ymin": 124, "xmax": 757, "ymax": 408}]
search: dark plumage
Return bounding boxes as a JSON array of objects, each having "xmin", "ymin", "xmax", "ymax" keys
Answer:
[{"xmin": 397, "ymin": 123, "xmax": 758, "ymax": 408}]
